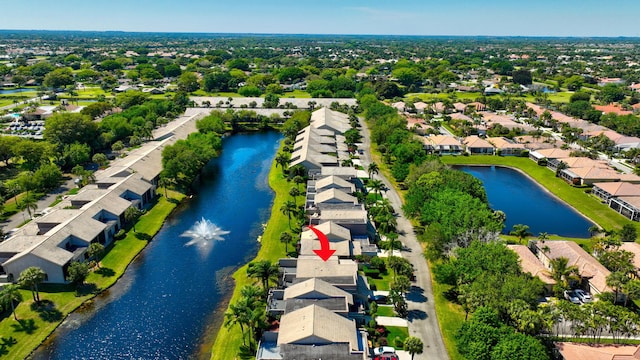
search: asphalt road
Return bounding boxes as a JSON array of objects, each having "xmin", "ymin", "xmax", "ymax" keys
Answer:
[{"xmin": 360, "ymin": 119, "xmax": 450, "ymax": 360}]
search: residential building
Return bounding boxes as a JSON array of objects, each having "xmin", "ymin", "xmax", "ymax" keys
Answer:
[{"xmin": 463, "ymin": 135, "xmax": 495, "ymax": 155}]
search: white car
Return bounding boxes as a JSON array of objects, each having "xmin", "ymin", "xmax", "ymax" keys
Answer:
[
  {"xmin": 373, "ymin": 346, "xmax": 396, "ymax": 355},
  {"xmin": 574, "ymin": 289, "xmax": 593, "ymax": 303},
  {"xmin": 564, "ymin": 290, "xmax": 581, "ymax": 304}
]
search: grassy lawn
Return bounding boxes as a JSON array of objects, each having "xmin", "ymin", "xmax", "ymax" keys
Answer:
[
  {"xmin": 441, "ymin": 155, "xmax": 637, "ymax": 234},
  {"xmin": 385, "ymin": 325, "xmax": 409, "ymax": 349},
  {"xmin": 210, "ymin": 146, "xmax": 293, "ymax": 360},
  {"xmin": 279, "ymin": 90, "xmax": 312, "ymax": 98},
  {"xmin": 431, "ymin": 265, "xmax": 465, "ymax": 360},
  {"xmin": 0, "ymin": 190, "xmax": 183, "ymax": 359},
  {"xmin": 366, "ymin": 270, "xmax": 393, "ymax": 291},
  {"xmin": 404, "ymin": 91, "xmax": 574, "ymax": 104},
  {"xmin": 376, "ymin": 305, "xmax": 395, "ymax": 317}
]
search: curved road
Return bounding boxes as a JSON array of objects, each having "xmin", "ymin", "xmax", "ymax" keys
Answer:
[{"xmin": 360, "ymin": 119, "xmax": 449, "ymax": 360}]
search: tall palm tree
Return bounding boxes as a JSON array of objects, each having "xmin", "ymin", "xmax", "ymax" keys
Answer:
[
  {"xmin": 87, "ymin": 242, "xmax": 105, "ymax": 268},
  {"xmin": 369, "ymin": 179, "xmax": 385, "ymax": 198},
  {"xmin": 548, "ymin": 257, "xmax": 580, "ymax": 296},
  {"xmin": 21, "ymin": 196, "xmax": 38, "ymax": 219},
  {"xmin": 367, "ymin": 162, "xmax": 379, "ymax": 179},
  {"xmin": 124, "ymin": 206, "xmax": 142, "ymax": 232},
  {"xmin": 280, "ymin": 231, "xmax": 293, "ymax": 254},
  {"xmin": 274, "ymin": 152, "xmax": 290, "ymax": 174},
  {"xmin": 280, "ymin": 200, "xmax": 297, "ymax": 230},
  {"xmin": 240, "ymin": 285, "xmax": 263, "ymax": 305},
  {"xmin": 0, "ymin": 284, "xmax": 22, "ymax": 320},
  {"xmin": 510, "ymin": 224, "xmax": 532, "ymax": 244},
  {"xmin": 18, "ymin": 266, "xmax": 46, "ymax": 303},
  {"xmin": 289, "ymin": 187, "xmax": 301, "ymax": 203},
  {"xmin": 224, "ymin": 297, "xmax": 251, "ymax": 346},
  {"xmin": 247, "ymin": 260, "xmax": 279, "ymax": 291}
]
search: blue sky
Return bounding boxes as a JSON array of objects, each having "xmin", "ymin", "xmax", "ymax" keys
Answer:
[{"xmin": 3, "ymin": 0, "xmax": 639, "ymax": 37}]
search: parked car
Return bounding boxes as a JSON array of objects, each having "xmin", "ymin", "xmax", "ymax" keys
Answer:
[
  {"xmin": 374, "ymin": 356, "xmax": 399, "ymax": 360},
  {"xmin": 373, "ymin": 346, "xmax": 396, "ymax": 356},
  {"xmin": 564, "ymin": 290, "xmax": 581, "ymax": 304},
  {"xmin": 369, "ymin": 295, "xmax": 388, "ymax": 304},
  {"xmin": 574, "ymin": 289, "xmax": 593, "ymax": 303}
]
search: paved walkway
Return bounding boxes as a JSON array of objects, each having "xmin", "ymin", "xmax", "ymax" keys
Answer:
[
  {"xmin": 359, "ymin": 117, "xmax": 449, "ymax": 360},
  {"xmin": 376, "ymin": 316, "xmax": 409, "ymax": 327}
]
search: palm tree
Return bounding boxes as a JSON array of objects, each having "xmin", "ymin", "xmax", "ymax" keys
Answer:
[
  {"xmin": 274, "ymin": 152, "xmax": 290, "ymax": 174},
  {"xmin": 538, "ymin": 232, "xmax": 549, "ymax": 241},
  {"xmin": 87, "ymin": 242, "xmax": 105, "ymax": 268},
  {"xmin": 510, "ymin": 224, "xmax": 532, "ymax": 244},
  {"xmin": 289, "ymin": 187, "xmax": 301, "ymax": 203},
  {"xmin": 280, "ymin": 231, "xmax": 293, "ymax": 254},
  {"xmin": 124, "ymin": 206, "xmax": 142, "ymax": 232},
  {"xmin": 548, "ymin": 257, "xmax": 580, "ymax": 296},
  {"xmin": 247, "ymin": 260, "xmax": 279, "ymax": 291},
  {"xmin": 368, "ymin": 179, "xmax": 385, "ymax": 198},
  {"xmin": 379, "ymin": 232, "xmax": 402, "ymax": 252},
  {"xmin": 8, "ymin": 182, "xmax": 22, "ymax": 207},
  {"xmin": 157, "ymin": 177, "xmax": 172, "ymax": 198},
  {"xmin": 588, "ymin": 225, "xmax": 601, "ymax": 237},
  {"xmin": 292, "ymin": 175, "xmax": 306, "ymax": 189},
  {"xmin": 224, "ymin": 297, "xmax": 251, "ymax": 346},
  {"xmin": 280, "ymin": 200, "xmax": 297, "ymax": 230},
  {"xmin": 607, "ymin": 271, "xmax": 629, "ymax": 303},
  {"xmin": 367, "ymin": 162, "xmax": 379, "ymax": 179},
  {"xmin": 21, "ymin": 196, "xmax": 38, "ymax": 219},
  {"xmin": 18, "ymin": 266, "xmax": 46, "ymax": 303},
  {"xmin": 240, "ymin": 285, "xmax": 263, "ymax": 305},
  {"xmin": 0, "ymin": 284, "xmax": 23, "ymax": 320},
  {"xmin": 404, "ymin": 337, "xmax": 424, "ymax": 360}
]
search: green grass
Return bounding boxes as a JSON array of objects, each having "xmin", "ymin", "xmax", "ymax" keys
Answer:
[
  {"xmin": 441, "ymin": 156, "xmax": 637, "ymax": 234},
  {"xmin": 279, "ymin": 90, "xmax": 312, "ymax": 98},
  {"xmin": 0, "ymin": 191, "xmax": 184, "ymax": 359},
  {"xmin": 367, "ymin": 270, "xmax": 393, "ymax": 291},
  {"xmin": 431, "ymin": 264, "xmax": 465, "ymax": 360},
  {"xmin": 404, "ymin": 90, "xmax": 574, "ymax": 104},
  {"xmin": 385, "ymin": 326, "xmax": 409, "ymax": 349},
  {"xmin": 211, "ymin": 146, "xmax": 293, "ymax": 360},
  {"xmin": 376, "ymin": 305, "xmax": 395, "ymax": 317}
]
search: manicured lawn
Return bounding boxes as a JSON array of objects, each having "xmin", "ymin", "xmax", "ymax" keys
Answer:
[
  {"xmin": 441, "ymin": 155, "xmax": 638, "ymax": 234},
  {"xmin": 210, "ymin": 144, "xmax": 293, "ymax": 360},
  {"xmin": 279, "ymin": 90, "xmax": 312, "ymax": 98},
  {"xmin": 385, "ymin": 325, "xmax": 409, "ymax": 349},
  {"xmin": 366, "ymin": 270, "xmax": 393, "ymax": 291},
  {"xmin": 431, "ymin": 266, "xmax": 465, "ymax": 360},
  {"xmin": 405, "ymin": 92, "xmax": 483, "ymax": 102},
  {"xmin": 376, "ymin": 305, "xmax": 395, "ymax": 317},
  {"xmin": 0, "ymin": 191, "xmax": 184, "ymax": 359}
]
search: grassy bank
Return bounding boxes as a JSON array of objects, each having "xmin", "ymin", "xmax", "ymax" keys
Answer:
[
  {"xmin": 210, "ymin": 150, "xmax": 292, "ymax": 360},
  {"xmin": 441, "ymin": 155, "xmax": 636, "ymax": 233},
  {"xmin": 0, "ymin": 190, "xmax": 184, "ymax": 359}
]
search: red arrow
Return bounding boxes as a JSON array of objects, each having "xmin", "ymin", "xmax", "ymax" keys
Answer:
[{"xmin": 308, "ymin": 225, "xmax": 336, "ymax": 261}]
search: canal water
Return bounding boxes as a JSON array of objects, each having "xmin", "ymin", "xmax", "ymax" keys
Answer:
[
  {"xmin": 32, "ymin": 131, "xmax": 282, "ymax": 359},
  {"xmin": 459, "ymin": 165, "xmax": 593, "ymax": 238},
  {"xmin": 0, "ymin": 88, "xmax": 34, "ymax": 94}
]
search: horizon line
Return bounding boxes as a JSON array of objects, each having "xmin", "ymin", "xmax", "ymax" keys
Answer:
[{"xmin": 0, "ymin": 29, "xmax": 639, "ymax": 39}]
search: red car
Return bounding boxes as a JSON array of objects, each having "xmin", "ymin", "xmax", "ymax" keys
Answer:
[{"xmin": 374, "ymin": 356, "xmax": 399, "ymax": 360}]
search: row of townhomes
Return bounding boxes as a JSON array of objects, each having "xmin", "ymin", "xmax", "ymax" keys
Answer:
[
  {"xmin": 257, "ymin": 108, "xmax": 379, "ymax": 360},
  {"xmin": 0, "ymin": 109, "xmax": 205, "ymax": 284},
  {"xmin": 399, "ymin": 100, "xmax": 640, "ymax": 222}
]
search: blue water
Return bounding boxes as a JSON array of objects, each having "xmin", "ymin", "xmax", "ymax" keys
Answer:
[
  {"xmin": 33, "ymin": 131, "xmax": 282, "ymax": 359},
  {"xmin": 0, "ymin": 88, "xmax": 33, "ymax": 94},
  {"xmin": 459, "ymin": 166, "xmax": 593, "ymax": 238}
]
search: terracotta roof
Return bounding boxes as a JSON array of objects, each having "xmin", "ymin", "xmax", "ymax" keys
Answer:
[
  {"xmin": 555, "ymin": 342, "xmax": 640, "ymax": 360},
  {"xmin": 560, "ymin": 157, "xmax": 608, "ymax": 169},
  {"xmin": 535, "ymin": 241, "xmax": 611, "ymax": 293},
  {"xmin": 592, "ymin": 182, "xmax": 640, "ymax": 197},
  {"xmin": 487, "ymin": 137, "xmax": 525, "ymax": 150},
  {"xmin": 533, "ymin": 148, "xmax": 572, "ymax": 159},
  {"xmin": 619, "ymin": 242, "xmax": 640, "ymax": 272},
  {"xmin": 594, "ymin": 104, "xmax": 633, "ymax": 116},
  {"xmin": 423, "ymin": 135, "xmax": 462, "ymax": 147},
  {"xmin": 463, "ymin": 136, "xmax": 494, "ymax": 149},
  {"xmin": 566, "ymin": 166, "xmax": 620, "ymax": 181},
  {"xmin": 507, "ymin": 245, "xmax": 555, "ymax": 285},
  {"xmin": 449, "ymin": 112, "xmax": 472, "ymax": 121}
]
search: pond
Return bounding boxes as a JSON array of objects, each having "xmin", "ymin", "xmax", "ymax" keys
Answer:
[
  {"xmin": 0, "ymin": 88, "xmax": 34, "ymax": 94},
  {"xmin": 32, "ymin": 131, "xmax": 282, "ymax": 359},
  {"xmin": 458, "ymin": 165, "xmax": 593, "ymax": 238}
]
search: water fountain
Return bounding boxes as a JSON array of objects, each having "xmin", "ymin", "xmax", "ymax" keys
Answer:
[{"xmin": 181, "ymin": 217, "xmax": 230, "ymax": 255}]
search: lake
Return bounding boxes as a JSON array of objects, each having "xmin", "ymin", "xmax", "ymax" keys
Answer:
[
  {"xmin": 0, "ymin": 88, "xmax": 34, "ymax": 94},
  {"xmin": 459, "ymin": 165, "xmax": 593, "ymax": 238},
  {"xmin": 32, "ymin": 131, "xmax": 282, "ymax": 359}
]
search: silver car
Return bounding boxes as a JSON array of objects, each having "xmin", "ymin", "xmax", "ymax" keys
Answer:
[
  {"xmin": 574, "ymin": 289, "xmax": 593, "ymax": 303},
  {"xmin": 564, "ymin": 290, "xmax": 581, "ymax": 304}
]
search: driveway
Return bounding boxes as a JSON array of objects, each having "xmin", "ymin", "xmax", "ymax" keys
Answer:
[{"xmin": 359, "ymin": 118, "xmax": 449, "ymax": 360}]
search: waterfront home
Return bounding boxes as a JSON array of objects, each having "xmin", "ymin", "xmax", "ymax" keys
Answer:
[
  {"xmin": 592, "ymin": 182, "xmax": 640, "ymax": 204},
  {"xmin": 257, "ymin": 304, "xmax": 368, "ymax": 360},
  {"xmin": 311, "ymin": 207, "xmax": 370, "ymax": 237},
  {"xmin": 528, "ymin": 148, "xmax": 572, "ymax": 165},
  {"xmin": 463, "ymin": 135, "xmax": 495, "ymax": 155},
  {"xmin": 487, "ymin": 137, "xmax": 526, "ymax": 156},
  {"xmin": 280, "ymin": 256, "xmax": 360, "ymax": 294},
  {"xmin": 559, "ymin": 166, "xmax": 621, "ymax": 186},
  {"xmin": 507, "ymin": 245, "xmax": 556, "ymax": 294},
  {"xmin": 299, "ymin": 222, "xmax": 360, "ymax": 259},
  {"xmin": 610, "ymin": 196, "xmax": 640, "ymax": 221},
  {"xmin": 420, "ymin": 135, "xmax": 463, "ymax": 155},
  {"xmin": 530, "ymin": 241, "xmax": 612, "ymax": 295},
  {"xmin": 312, "ymin": 175, "xmax": 356, "ymax": 193}
]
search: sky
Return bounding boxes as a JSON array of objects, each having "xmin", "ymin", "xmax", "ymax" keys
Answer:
[{"xmin": 2, "ymin": 0, "xmax": 640, "ymax": 37}]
